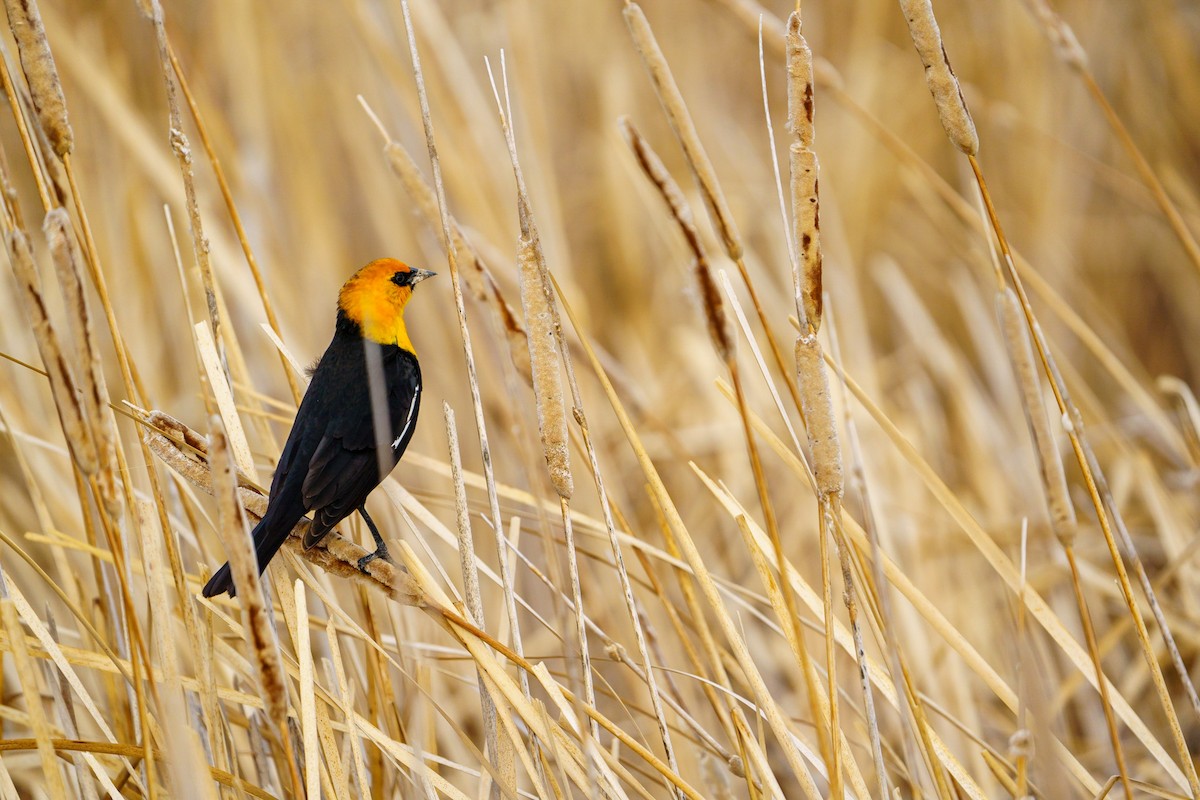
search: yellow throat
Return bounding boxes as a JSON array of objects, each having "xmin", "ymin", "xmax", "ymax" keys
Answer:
[{"xmin": 337, "ymin": 259, "xmax": 419, "ymax": 354}]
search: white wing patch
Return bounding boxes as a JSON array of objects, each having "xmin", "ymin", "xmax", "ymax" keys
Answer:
[{"xmin": 392, "ymin": 384, "xmax": 420, "ymax": 449}]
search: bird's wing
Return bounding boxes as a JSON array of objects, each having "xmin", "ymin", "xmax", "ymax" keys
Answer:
[{"xmin": 297, "ymin": 343, "xmax": 421, "ymax": 549}]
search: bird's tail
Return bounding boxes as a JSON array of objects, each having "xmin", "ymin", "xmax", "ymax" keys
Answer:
[
  {"xmin": 201, "ymin": 563, "xmax": 236, "ymax": 598},
  {"xmin": 201, "ymin": 503, "xmax": 302, "ymax": 598}
]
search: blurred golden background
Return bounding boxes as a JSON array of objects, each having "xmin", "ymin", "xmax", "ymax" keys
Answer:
[{"xmin": 0, "ymin": 0, "xmax": 1197, "ymax": 797}]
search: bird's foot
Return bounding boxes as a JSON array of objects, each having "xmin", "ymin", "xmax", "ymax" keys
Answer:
[{"xmin": 357, "ymin": 542, "xmax": 394, "ymax": 572}]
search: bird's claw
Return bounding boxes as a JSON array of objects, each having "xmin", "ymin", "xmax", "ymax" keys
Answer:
[{"xmin": 357, "ymin": 543, "xmax": 393, "ymax": 573}]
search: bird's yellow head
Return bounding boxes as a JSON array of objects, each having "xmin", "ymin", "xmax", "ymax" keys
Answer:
[{"xmin": 337, "ymin": 258, "xmax": 436, "ymax": 353}]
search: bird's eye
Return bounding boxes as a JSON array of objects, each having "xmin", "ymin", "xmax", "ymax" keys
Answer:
[{"xmin": 390, "ymin": 271, "xmax": 412, "ymax": 287}]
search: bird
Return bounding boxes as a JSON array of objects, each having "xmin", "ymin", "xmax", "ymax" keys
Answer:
[{"xmin": 202, "ymin": 258, "xmax": 435, "ymax": 598}]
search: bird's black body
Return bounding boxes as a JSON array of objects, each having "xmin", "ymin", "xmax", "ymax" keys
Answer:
[{"xmin": 202, "ymin": 311, "xmax": 422, "ymax": 598}]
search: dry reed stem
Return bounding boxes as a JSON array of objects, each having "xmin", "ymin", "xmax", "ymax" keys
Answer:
[
  {"xmin": 554, "ymin": 277, "xmax": 824, "ymax": 800},
  {"xmin": 825, "ymin": 306, "xmax": 937, "ymax": 798},
  {"xmin": 621, "ymin": 117, "xmax": 733, "ymax": 362},
  {"xmin": 624, "ymin": 3, "xmax": 742, "ymax": 260},
  {"xmin": 5, "ymin": 228, "xmax": 96, "ymax": 474},
  {"xmin": 1, "ymin": 599, "xmax": 67, "ymax": 798},
  {"xmin": 812, "ymin": 68, "xmax": 1187, "ymax": 463},
  {"xmin": 146, "ymin": 2, "xmax": 225, "ymax": 374},
  {"xmin": 786, "ymin": 14, "xmax": 823, "ymax": 332},
  {"xmin": 2, "ymin": 0, "xmax": 71, "ymax": 158},
  {"xmin": 629, "ymin": 1, "xmax": 812, "ymax": 435},
  {"xmin": 1019, "ymin": 0, "xmax": 1200, "ymax": 279},
  {"xmin": 896, "ymin": 0, "xmax": 979, "ymax": 155},
  {"xmin": 207, "ymin": 418, "xmax": 289, "ymax": 733},
  {"xmin": 444, "ymin": 401, "xmax": 511, "ymax": 798},
  {"xmin": 396, "ymin": 0, "xmax": 532, "ymax": 710},
  {"xmin": 967, "ymin": 155, "xmax": 1200, "ymax": 792},
  {"xmin": 165, "ymin": 43, "xmax": 301, "ymax": 405},
  {"xmin": 828, "ymin": 355, "xmax": 1188, "ymax": 792}
]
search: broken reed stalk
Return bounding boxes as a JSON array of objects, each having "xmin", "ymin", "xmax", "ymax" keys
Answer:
[
  {"xmin": 443, "ymin": 401, "xmax": 511, "ymax": 798},
  {"xmin": 396, "ymin": 0, "xmax": 533, "ymax": 707},
  {"xmin": 141, "ymin": 410, "xmax": 425, "ymax": 604}
]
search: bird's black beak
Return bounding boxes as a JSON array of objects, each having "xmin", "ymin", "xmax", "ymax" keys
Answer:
[{"xmin": 409, "ymin": 268, "xmax": 437, "ymax": 285}]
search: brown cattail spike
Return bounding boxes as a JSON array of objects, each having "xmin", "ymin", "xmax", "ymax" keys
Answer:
[
  {"xmin": 518, "ymin": 233, "xmax": 573, "ymax": 499},
  {"xmin": 786, "ymin": 13, "xmax": 815, "ymax": 149},
  {"xmin": 790, "ymin": 145, "xmax": 823, "ymax": 332},
  {"xmin": 3, "ymin": 0, "xmax": 73, "ymax": 158},
  {"xmin": 45, "ymin": 208, "xmax": 120, "ymax": 512},
  {"xmin": 795, "ymin": 334, "xmax": 843, "ymax": 497},
  {"xmin": 897, "ymin": 0, "xmax": 979, "ymax": 155}
]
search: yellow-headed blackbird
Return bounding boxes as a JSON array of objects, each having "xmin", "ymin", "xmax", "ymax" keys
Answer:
[{"xmin": 202, "ymin": 259, "xmax": 435, "ymax": 598}]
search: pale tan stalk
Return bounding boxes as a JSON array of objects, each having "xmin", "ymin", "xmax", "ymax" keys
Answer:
[{"xmin": 896, "ymin": 0, "xmax": 979, "ymax": 155}]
